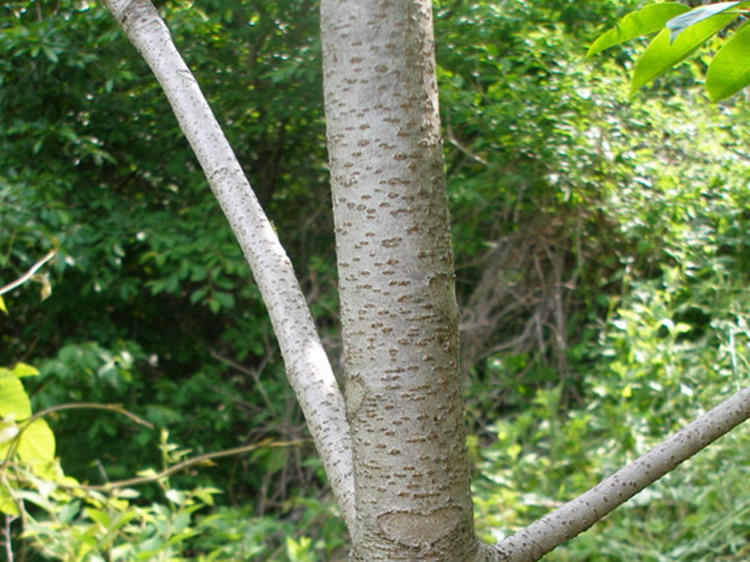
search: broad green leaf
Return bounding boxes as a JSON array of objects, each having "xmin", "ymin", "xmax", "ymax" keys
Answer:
[
  {"xmin": 0, "ymin": 374, "xmax": 31, "ymax": 420},
  {"xmin": 706, "ymin": 22, "xmax": 750, "ymax": 100},
  {"xmin": 58, "ymin": 500, "xmax": 82, "ymax": 525},
  {"xmin": 17, "ymin": 418, "xmax": 56, "ymax": 464},
  {"xmin": 0, "ymin": 296, "xmax": 6, "ymax": 315},
  {"xmin": 587, "ymin": 3, "xmax": 690, "ymax": 57},
  {"xmin": 667, "ymin": 2, "xmax": 740, "ymax": 42},
  {"xmin": 0, "ymin": 486, "xmax": 19, "ymax": 516},
  {"xmin": 631, "ymin": 12, "xmax": 738, "ymax": 94}
]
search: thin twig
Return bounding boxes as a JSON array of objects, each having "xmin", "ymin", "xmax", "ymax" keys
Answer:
[
  {"xmin": 5, "ymin": 403, "xmax": 154, "ymax": 464},
  {"xmin": 2, "ymin": 514, "xmax": 13, "ymax": 562},
  {"xmin": 76, "ymin": 438, "xmax": 308, "ymax": 491},
  {"xmin": 445, "ymin": 122, "xmax": 489, "ymax": 166},
  {"xmin": 210, "ymin": 350, "xmax": 274, "ymax": 411},
  {"xmin": 0, "ymin": 249, "xmax": 57, "ymax": 296},
  {"xmin": 30, "ymin": 402, "xmax": 155, "ymax": 429}
]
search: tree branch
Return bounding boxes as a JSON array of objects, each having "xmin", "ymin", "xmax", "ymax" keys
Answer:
[
  {"xmin": 0, "ymin": 249, "xmax": 56, "ymax": 296},
  {"xmin": 103, "ymin": 0, "xmax": 354, "ymax": 529},
  {"xmin": 488, "ymin": 387, "xmax": 750, "ymax": 561},
  {"xmin": 78, "ymin": 439, "xmax": 307, "ymax": 491}
]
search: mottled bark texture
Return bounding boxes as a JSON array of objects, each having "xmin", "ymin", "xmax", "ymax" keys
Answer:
[{"xmin": 321, "ymin": 1, "xmax": 478, "ymax": 559}]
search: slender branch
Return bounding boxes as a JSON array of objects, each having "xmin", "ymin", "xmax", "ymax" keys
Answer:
[
  {"xmin": 77, "ymin": 438, "xmax": 308, "ymax": 491},
  {"xmin": 489, "ymin": 388, "xmax": 750, "ymax": 562},
  {"xmin": 28, "ymin": 402, "xmax": 155, "ymax": 429},
  {"xmin": 0, "ymin": 249, "xmax": 57, "ymax": 296},
  {"xmin": 103, "ymin": 0, "xmax": 354, "ymax": 529},
  {"xmin": 445, "ymin": 122, "xmax": 489, "ymax": 166},
  {"xmin": 210, "ymin": 350, "xmax": 274, "ymax": 411},
  {"xmin": 2, "ymin": 514, "xmax": 14, "ymax": 562},
  {"xmin": 6, "ymin": 402, "xmax": 155, "ymax": 463},
  {"xmin": 6, "ymin": 403, "xmax": 307, "ymax": 496}
]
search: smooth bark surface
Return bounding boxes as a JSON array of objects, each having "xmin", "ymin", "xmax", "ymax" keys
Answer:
[{"xmin": 321, "ymin": 1, "xmax": 477, "ymax": 559}]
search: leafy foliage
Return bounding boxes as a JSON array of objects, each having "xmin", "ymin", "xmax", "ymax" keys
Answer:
[
  {"xmin": 590, "ymin": 1, "xmax": 750, "ymax": 100},
  {"xmin": 473, "ymin": 78, "xmax": 750, "ymax": 558}
]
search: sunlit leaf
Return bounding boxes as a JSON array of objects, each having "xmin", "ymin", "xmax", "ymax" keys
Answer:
[
  {"xmin": 588, "ymin": 3, "xmax": 690, "ymax": 57},
  {"xmin": 11, "ymin": 362, "xmax": 39, "ymax": 378},
  {"xmin": 0, "ymin": 486, "xmax": 19, "ymax": 516},
  {"xmin": 0, "ymin": 373, "xmax": 32, "ymax": 420},
  {"xmin": 666, "ymin": 2, "xmax": 741, "ymax": 42},
  {"xmin": 631, "ymin": 12, "xmax": 737, "ymax": 94},
  {"xmin": 0, "ymin": 296, "xmax": 6, "ymax": 315},
  {"xmin": 17, "ymin": 418, "xmax": 56, "ymax": 464},
  {"xmin": 706, "ymin": 22, "xmax": 750, "ymax": 100}
]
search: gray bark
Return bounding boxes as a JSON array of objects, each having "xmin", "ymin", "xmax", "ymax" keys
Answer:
[{"xmin": 320, "ymin": 1, "xmax": 478, "ymax": 559}]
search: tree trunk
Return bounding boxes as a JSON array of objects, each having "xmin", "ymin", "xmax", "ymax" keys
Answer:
[{"xmin": 320, "ymin": 1, "xmax": 478, "ymax": 559}]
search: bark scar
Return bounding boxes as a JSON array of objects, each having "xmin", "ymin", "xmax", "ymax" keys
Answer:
[{"xmin": 377, "ymin": 505, "xmax": 462, "ymax": 547}]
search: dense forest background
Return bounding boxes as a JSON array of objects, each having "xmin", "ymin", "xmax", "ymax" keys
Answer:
[{"xmin": 1, "ymin": 0, "xmax": 749, "ymax": 559}]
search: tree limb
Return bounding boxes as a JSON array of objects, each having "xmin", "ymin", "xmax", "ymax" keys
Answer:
[
  {"xmin": 103, "ymin": 0, "xmax": 354, "ymax": 530},
  {"xmin": 489, "ymin": 387, "xmax": 750, "ymax": 561}
]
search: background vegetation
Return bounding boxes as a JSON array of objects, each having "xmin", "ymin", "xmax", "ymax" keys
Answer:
[{"xmin": 1, "ymin": 0, "xmax": 748, "ymax": 559}]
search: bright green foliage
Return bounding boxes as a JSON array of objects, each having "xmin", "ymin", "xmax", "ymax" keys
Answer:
[
  {"xmin": 0, "ymin": 365, "xmax": 33, "ymax": 420},
  {"xmin": 590, "ymin": 1, "xmax": 750, "ymax": 99},
  {"xmin": 473, "ymin": 87, "xmax": 750, "ymax": 558},
  {"xmin": 587, "ymin": 2, "xmax": 689, "ymax": 56},
  {"xmin": 0, "ymin": 364, "xmax": 56, "ymax": 481},
  {"xmin": 0, "ymin": 372, "xmax": 341, "ymax": 561},
  {"xmin": 706, "ymin": 22, "xmax": 750, "ymax": 101},
  {"xmin": 631, "ymin": 12, "xmax": 737, "ymax": 94}
]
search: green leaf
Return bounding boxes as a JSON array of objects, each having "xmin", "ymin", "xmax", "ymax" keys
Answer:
[
  {"xmin": 214, "ymin": 291, "xmax": 235, "ymax": 310},
  {"xmin": 11, "ymin": 362, "xmax": 39, "ymax": 378},
  {"xmin": 0, "ymin": 296, "xmax": 6, "ymax": 315},
  {"xmin": 631, "ymin": 12, "xmax": 738, "ymax": 94},
  {"xmin": 666, "ymin": 2, "xmax": 740, "ymax": 42},
  {"xmin": 0, "ymin": 373, "xmax": 32, "ymax": 420},
  {"xmin": 42, "ymin": 45, "xmax": 59, "ymax": 63},
  {"xmin": 193, "ymin": 487, "xmax": 222, "ymax": 506},
  {"xmin": 587, "ymin": 3, "xmax": 690, "ymax": 57},
  {"xmin": 0, "ymin": 486, "xmax": 19, "ymax": 516},
  {"xmin": 84, "ymin": 506, "xmax": 112, "ymax": 528},
  {"xmin": 17, "ymin": 418, "xmax": 56, "ymax": 464},
  {"xmin": 706, "ymin": 22, "xmax": 750, "ymax": 100}
]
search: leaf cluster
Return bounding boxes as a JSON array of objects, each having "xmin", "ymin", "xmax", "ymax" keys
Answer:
[{"xmin": 589, "ymin": 1, "xmax": 750, "ymax": 100}]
